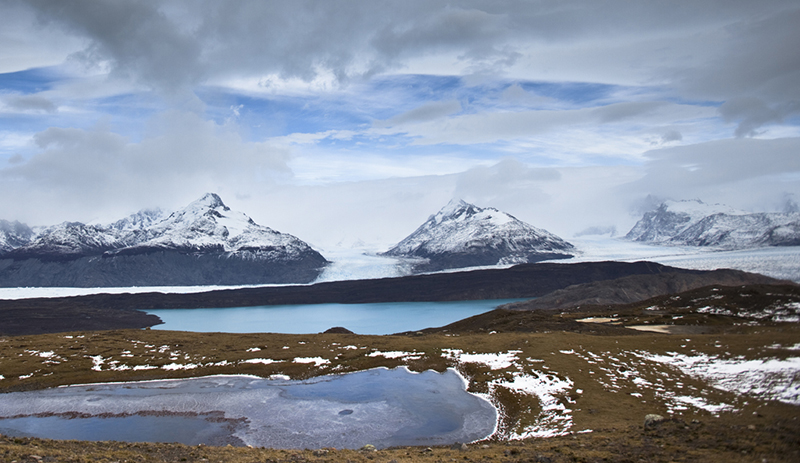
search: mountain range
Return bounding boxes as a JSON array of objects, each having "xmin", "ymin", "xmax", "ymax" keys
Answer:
[
  {"xmin": 381, "ymin": 199, "xmax": 575, "ymax": 272},
  {"xmin": 0, "ymin": 193, "xmax": 328, "ymax": 287},
  {"xmin": 626, "ymin": 199, "xmax": 800, "ymax": 248}
]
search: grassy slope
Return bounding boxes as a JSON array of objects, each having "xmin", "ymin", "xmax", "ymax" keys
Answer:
[
  {"xmin": 1, "ymin": 281, "xmax": 799, "ymax": 461},
  {"xmin": 1, "ymin": 323, "xmax": 799, "ymax": 462}
]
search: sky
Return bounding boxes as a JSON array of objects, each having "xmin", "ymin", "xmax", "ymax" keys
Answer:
[{"xmin": 1, "ymin": 0, "xmax": 799, "ymax": 250}]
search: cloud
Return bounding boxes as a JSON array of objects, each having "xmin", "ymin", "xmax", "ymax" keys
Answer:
[
  {"xmin": 374, "ymin": 101, "xmax": 714, "ymax": 150},
  {"xmin": 369, "ymin": 5, "xmax": 511, "ymax": 65},
  {"xmin": 500, "ymin": 84, "xmax": 560, "ymax": 108},
  {"xmin": 378, "ymin": 100, "xmax": 462, "ymax": 127},
  {"xmin": 16, "ymin": 1, "xmax": 794, "ymax": 106},
  {"xmin": 660, "ymin": 130, "xmax": 683, "ymax": 144},
  {"xmin": 2, "ymin": 94, "xmax": 57, "ymax": 113},
  {"xmin": 622, "ymin": 137, "xmax": 800, "ymax": 211},
  {"xmin": 454, "ymin": 158, "xmax": 559, "ymax": 205},
  {"xmin": 28, "ymin": 0, "xmax": 204, "ymax": 99},
  {"xmin": 719, "ymin": 97, "xmax": 800, "ymax": 137},
  {"xmin": 0, "ymin": 111, "xmax": 290, "ymax": 224},
  {"xmin": 673, "ymin": 5, "xmax": 800, "ymax": 135},
  {"xmin": 574, "ymin": 225, "xmax": 617, "ymax": 237}
]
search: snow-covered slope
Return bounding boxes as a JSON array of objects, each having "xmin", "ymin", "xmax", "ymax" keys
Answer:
[
  {"xmin": 0, "ymin": 193, "xmax": 328, "ymax": 286},
  {"xmin": 382, "ymin": 199, "xmax": 575, "ymax": 272},
  {"xmin": 6, "ymin": 222, "xmax": 123, "ymax": 260},
  {"xmin": 109, "ymin": 208, "xmax": 168, "ymax": 233},
  {"xmin": 626, "ymin": 200, "xmax": 800, "ymax": 249}
]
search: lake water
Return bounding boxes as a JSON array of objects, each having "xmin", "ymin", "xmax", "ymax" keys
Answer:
[
  {"xmin": 145, "ymin": 299, "xmax": 523, "ymax": 334},
  {"xmin": 0, "ymin": 368, "xmax": 497, "ymax": 449}
]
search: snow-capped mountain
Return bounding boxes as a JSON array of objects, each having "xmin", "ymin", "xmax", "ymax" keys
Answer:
[
  {"xmin": 0, "ymin": 220, "xmax": 34, "ymax": 253},
  {"xmin": 626, "ymin": 199, "xmax": 800, "ymax": 248},
  {"xmin": 382, "ymin": 199, "xmax": 575, "ymax": 272},
  {"xmin": 625, "ymin": 200, "xmax": 742, "ymax": 243},
  {"xmin": 6, "ymin": 222, "xmax": 123, "ymax": 260},
  {"xmin": 0, "ymin": 193, "xmax": 328, "ymax": 287},
  {"xmin": 109, "ymin": 193, "xmax": 321, "ymax": 261}
]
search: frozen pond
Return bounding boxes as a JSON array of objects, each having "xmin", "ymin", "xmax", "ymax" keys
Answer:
[
  {"xmin": 145, "ymin": 299, "xmax": 522, "ymax": 334},
  {"xmin": 0, "ymin": 368, "xmax": 497, "ymax": 449}
]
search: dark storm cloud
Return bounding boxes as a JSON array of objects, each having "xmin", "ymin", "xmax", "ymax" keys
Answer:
[
  {"xmin": 623, "ymin": 137, "xmax": 800, "ymax": 211},
  {"xmin": 675, "ymin": 6, "xmax": 800, "ymax": 135},
  {"xmin": 20, "ymin": 1, "xmax": 798, "ymax": 112},
  {"xmin": 719, "ymin": 97, "xmax": 800, "ymax": 137},
  {"xmin": 27, "ymin": 0, "xmax": 203, "ymax": 96}
]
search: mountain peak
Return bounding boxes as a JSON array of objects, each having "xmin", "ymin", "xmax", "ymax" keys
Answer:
[
  {"xmin": 384, "ymin": 200, "xmax": 575, "ymax": 272},
  {"xmin": 188, "ymin": 193, "xmax": 228, "ymax": 212},
  {"xmin": 440, "ymin": 198, "xmax": 469, "ymax": 215},
  {"xmin": 433, "ymin": 199, "xmax": 480, "ymax": 224}
]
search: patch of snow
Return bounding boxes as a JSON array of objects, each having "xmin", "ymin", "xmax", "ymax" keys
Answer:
[
  {"xmin": 242, "ymin": 358, "xmax": 282, "ymax": 365},
  {"xmin": 133, "ymin": 365, "xmax": 157, "ymax": 371},
  {"xmin": 668, "ymin": 395, "xmax": 734, "ymax": 415},
  {"xmin": 88, "ymin": 355, "xmax": 105, "ymax": 371},
  {"xmin": 443, "ymin": 350, "xmax": 521, "ymax": 370},
  {"xmin": 368, "ymin": 350, "xmax": 423, "ymax": 360},
  {"xmin": 493, "ymin": 370, "xmax": 574, "ymax": 439},
  {"xmin": 293, "ymin": 357, "xmax": 330, "ymax": 367},
  {"xmin": 696, "ymin": 306, "xmax": 734, "ymax": 316},
  {"xmin": 161, "ymin": 363, "xmax": 200, "ymax": 371},
  {"xmin": 639, "ymin": 352, "xmax": 800, "ymax": 405}
]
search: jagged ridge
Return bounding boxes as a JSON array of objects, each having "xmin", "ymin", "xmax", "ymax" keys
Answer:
[{"xmin": 626, "ymin": 199, "xmax": 800, "ymax": 248}]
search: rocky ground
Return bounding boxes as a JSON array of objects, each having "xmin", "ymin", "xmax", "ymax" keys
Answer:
[
  {"xmin": 2, "ymin": 416, "xmax": 798, "ymax": 463},
  {"xmin": 1, "ymin": 276, "xmax": 799, "ymax": 462}
]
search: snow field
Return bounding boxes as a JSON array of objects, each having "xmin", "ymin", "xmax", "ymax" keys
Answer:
[{"xmin": 441, "ymin": 343, "xmax": 800, "ymax": 439}]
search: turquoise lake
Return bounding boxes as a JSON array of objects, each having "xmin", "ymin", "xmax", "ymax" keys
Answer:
[{"xmin": 145, "ymin": 299, "xmax": 523, "ymax": 334}]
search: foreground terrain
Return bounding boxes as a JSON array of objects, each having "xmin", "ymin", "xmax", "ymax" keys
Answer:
[
  {"xmin": 1, "ymin": 305, "xmax": 799, "ymax": 461},
  {"xmin": 1, "ymin": 275, "xmax": 798, "ymax": 461}
]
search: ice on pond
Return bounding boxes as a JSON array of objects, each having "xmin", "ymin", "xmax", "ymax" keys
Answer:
[{"xmin": 0, "ymin": 367, "xmax": 497, "ymax": 449}]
